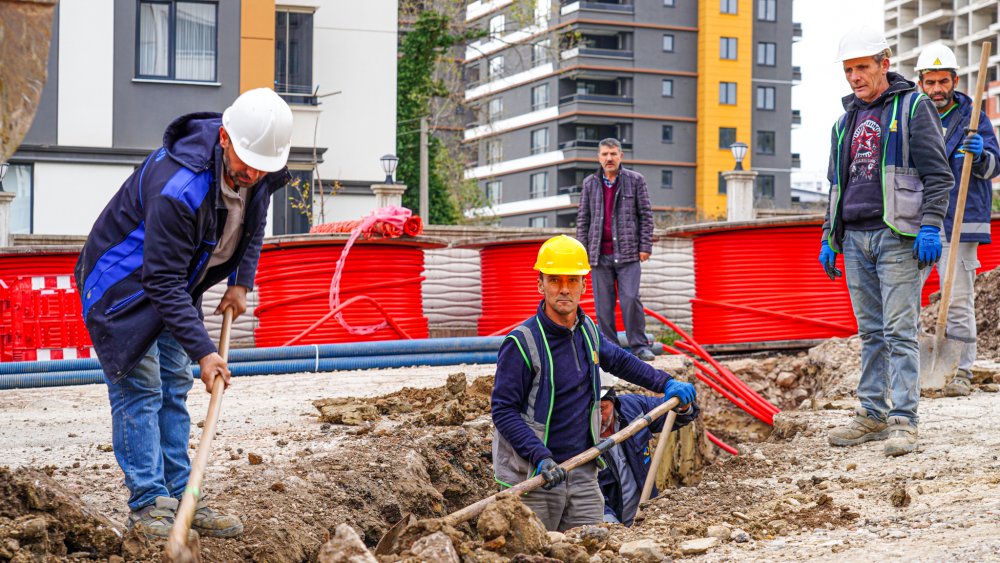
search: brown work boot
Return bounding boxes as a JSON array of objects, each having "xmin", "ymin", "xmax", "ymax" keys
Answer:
[
  {"xmin": 943, "ymin": 370, "xmax": 973, "ymax": 397},
  {"xmin": 126, "ymin": 496, "xmax": 178, "ymax": 539},
  {"xmin": 191, "ymin": 498, "xmax": 244, "ymax": 538},
  {"xmin": 828, "ymin": 407, "xmax": 888, "ymax": 447},
  {"xmin": 883, "ymin": 416, "xmax": 918, "ymax": 457}
]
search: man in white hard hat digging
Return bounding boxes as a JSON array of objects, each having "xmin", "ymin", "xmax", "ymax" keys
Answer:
[
  {"xmin": 820, "ymin": 28, "xmax": 953, "ymax": 457},
  {"xmin": 75, "ymin": 88, "xmax": 294, "ymax": 538},
  {"xmin": 914, "ymin": 44, "xmax": 1000, "ymax": 397}
]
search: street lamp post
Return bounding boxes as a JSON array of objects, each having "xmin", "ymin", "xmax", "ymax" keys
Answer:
[
  {"xmin": 380, "ymin": 154, "xmax": 399, "ymax": 184},
  {"xmin": 723, "ymin": 143, "xmax": 757, "ymax": 222},
  {"xmin": 372, "ymin": 155, "xmax": 406, "ymax": 210}
]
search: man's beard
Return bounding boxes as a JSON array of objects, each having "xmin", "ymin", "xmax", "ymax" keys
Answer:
[
  {"xmin": 222, "ymin": 149, "xmax": 256, "ymax": 188},
  {"xmin": 932, "ymin": 88, "xmax": 955, "ymax": 109}
]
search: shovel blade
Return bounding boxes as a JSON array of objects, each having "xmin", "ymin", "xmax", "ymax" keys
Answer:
[
  {"xmin": 374, "ymin": 512, "xmax": 417, "ymax": 556},
  {"xmin": 919, "ymin": 332, "xmax": 963, "ymax": 391}
]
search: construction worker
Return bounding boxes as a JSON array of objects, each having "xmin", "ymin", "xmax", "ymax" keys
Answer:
[
  {"xmin": 915, "ymin": 44, "xmax": 1000, "ymax": 397},
  {"xmin": 821, "ymin": 28, "xmax": 953, "ymax": 457},
  {"xmin": 575, "ymin": 138, "xmax": 656, "ymax": 361},
  {"xmin": 75, "ymin": 89, "xmax": 293, "ymax": 538},
  {"xmin": 597, "ymin": 384, "xmax": 700, "ymax": 526},
  {"xmin": 491, "ymin": 235, "xmax": 695, "ymax": 531}
]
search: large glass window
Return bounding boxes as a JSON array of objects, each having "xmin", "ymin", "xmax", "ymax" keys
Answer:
[
  {"xmin": 489, "ymin": 14, "xmax": 505, "ymax": 38},
  {"xmin": 719, "ymin": 127, "xmax": 736, "ymax": 149},
  {"xmin": 531, "ymin": 128, "xmax": 549, "ymax": 155},
  {"xmin": 662, "ymin": 125, "xmax": 674, "ymax": 144},
  {"xmin": 5, "ymin": 163, "xmax": 32, "ymax": 234},
  {"xmin": 661, "ymin": 170, "xmax": 673, "ymax": 189},
  {"xmin": 271, "ymin": 169, "xmax": 312, "ymax": 235},
  {"xmin": 757, "ymin": 42, "xmax": 776, "ymax": 66},
  {"xmin": 662, "ymin": 34, "xmax": 675, "ymax": 52},
  {"xmin": 485, "ymin": 180, "xmax": 502, "ymax": 205},
  {"xmin": 661, "ymin": 79, "xmax": 674, "ymax": 97},
  {"xmin": 719, "ymin": 82, "xmax": 737, "ymax": 105},
  {"xmin": 721, "ymin": 0, "xmax": 737, "ymax": 14},
  {"xmin": 533, "ymin": 39, "xmax": 551, "ymax": 66},
  {"xmin": 756, "ymin": 86, "xmax": 775, "ymax": 110},
  {"xmin": 756, "ymin": 130, "xmax": 776, "ymax": 154},
  {"xmin": 530, "ymin": 173, "xmax": 548, "ymax": 199},
  {"xmin": 529, "ymin": 216, "xmax": 548, "ymax": 228},
  {"xmin": 531, "ymin": 84, "xmax": 549, "ymax": 111},
  {"xmin": 758, "ymin": 0, "xmax": 776, "ymax": 21},
  {"xmin": 720, "ymin": 37, "xmax": 738, "ymax": 60},
  {"xmin": 487, "ymin": 97, "xmax": 503, "ymax": 121},
  {"xmin": 486, "ymin": 139, "xmax": 502, "ymax": 164},
  {"xmin": 275, "ymin": 9, "xmax": 315, "ymax": 104},
  {"xmin": 137, "ymin": 1, "xmax": 218, "ymax": 81},
  {"xmin": 488, "ymin": 55, "xmax": 504, "ymax": 79},
  {"xmin": 757, "ymin": 174, "xmax": 775, "ymax": 198}
]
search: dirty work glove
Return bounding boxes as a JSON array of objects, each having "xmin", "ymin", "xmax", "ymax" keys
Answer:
[
  {"xmin": 818, "ymin": 241, "xmax": 841, "ymax": 281},
  {"xmin": 664, "ymin": 378, "xmax": 696, "ymax": 406},
  {"xmin": 960, "ymin": 132, "xmax": 984, "ymax": 160},
  {"xmin": 536, "ymin": 458, "xmax": 566, "ymax": 490},
  {"xmin": 912, "ymin": 225, "xmax": 942, "ymax": 270}
]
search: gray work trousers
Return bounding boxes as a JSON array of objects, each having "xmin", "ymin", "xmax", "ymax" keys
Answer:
[
  {"xmin": 592, "ymin": 255, "xmax": 649, "ymax": 353},
  {"xmin": 926, "ymin": 239, "xmax": 980, "ymax": 373},
  {"xmin": 520, "ymin": 461, "xmax": 603, "ymax": 532}
]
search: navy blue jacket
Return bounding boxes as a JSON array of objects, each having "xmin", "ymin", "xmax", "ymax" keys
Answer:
[
  {"xmin": 491, "ymin": 301, "xmax": 670, "ymax": 467},
  {"xmin": 598, "ymin": 394, "xmax": 699, "ymax": 525},
  {"xmin": 940, "ymin": 91, "xmax": 999, "ymax": 243},
  {"xmin": 75, "ymin": 113, "xmax": 289, "ymax": 382}
]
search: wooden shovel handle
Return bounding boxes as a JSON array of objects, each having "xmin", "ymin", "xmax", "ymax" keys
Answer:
[
  {"xmin": 636, "ymin": 408, "xmax": 679, "ymax": 518},
  {"xmin": 166, "ymin": 307, "xmax": 234, "ymax": 552},
  {"xmin": 936, "ymin": 41, "xmax": 991, "ymax": 335}
]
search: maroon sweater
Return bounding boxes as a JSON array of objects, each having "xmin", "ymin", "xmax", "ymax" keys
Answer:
[{"xmin": 600, "ymin": 174, "xmax": 619, "ymax": 255}]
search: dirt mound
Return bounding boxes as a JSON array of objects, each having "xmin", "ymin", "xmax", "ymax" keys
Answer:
[
  {"xmin": 921, "ymin": 266, "xmax": 1000, "ymax": 360},
  {"xmin": 0, "ymin": 466, "xmax": 122, "ymax": 560}
]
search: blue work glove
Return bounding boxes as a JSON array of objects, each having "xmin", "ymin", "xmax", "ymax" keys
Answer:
[
  {"xmin": 960, "ymin": 132, "xmax": 984, "ymax": 160},
  {"xmin": 664, "ymin": 378, "xmax": 696, "ymax": 406},
  {"xmin": 818, "ymin": 240, "xmax": 841, "ymax": 281},
  {"xmin": 912, "ymin": 225, "xmax": 942, "ymax": 269},
  {"xmin": 536, "ymin": 458, "xmax": 566, "ymax": 490}
]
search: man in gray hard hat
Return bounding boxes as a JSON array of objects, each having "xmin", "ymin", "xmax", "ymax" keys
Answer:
[{"xmin": 820, "ymin": 28, "xmax": 953, "ymax": 457}]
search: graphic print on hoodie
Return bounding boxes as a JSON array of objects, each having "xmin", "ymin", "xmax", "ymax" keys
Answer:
[{"xmin": 843, "ymin": 106, "xmax": 885, "ymax": 230}]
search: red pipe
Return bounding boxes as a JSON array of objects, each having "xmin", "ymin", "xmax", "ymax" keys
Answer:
[{"xmin": 706, "ymin": 430, "xmax": 739, "ymax": 455}]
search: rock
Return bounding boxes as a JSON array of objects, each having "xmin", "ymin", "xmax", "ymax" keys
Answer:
[
  {"xmin": 445, "ymin": 372, "xmax": 467, "ymax": 397},
  {"xmin": 732, "ymin": 511, "xmax": 750, "ymax": 521},
  {"xmin": 890, "ymin": 487, "xmax": 911, "ymax": 508},
  {"xmin": 680, "ymin": 537, "xmax": 720, "ymax": 555},
  {"xmin": 313, "ymin": 399, "xmax": 379, "ymax": 426},
  {"xmin": 510, "ymin": 555, "xmax": 561, "ymax": 563},
  {"xmin": 982, "ymin": 384, "xmax": 999, "ymax": 393},
  {"xmin": 570, "ymin": 526, "xmax": 610, "ymax": 553},
  {"xmin": 317, "ymin": 524, "xmax": 377, "ymax": 563},
  {"xmin": 731, "ymin": 529, "xmax": 751, "ymax": 543},
  {"xmin": 410, "ymin": 532, "xmax": 460, "ymax": 563},
  {"xmin": 548, "ymin": 542, "xmax": 589, "ymax": 563},
  {"xmin": 707, "ymin": 525, "xmax": 732, "ymax": 541},
  {"xmin": 247, "ymin": 452, "xmax": 263, "ymax": 465},
  {"xmin": 482, "ymin": 536, "xmax": 506, "ymax": 551},
  {"xmin": 846, "ymin": 463, "xmax": 857, "ymax": 471},
  {"xmin": 768, "ymin": 519, "xmax": 788, "ymax": 532},
  {"xmin": 476, "ymin": 496, "xmax": 549, "ymax": 557},
  {"xmin": 477, "ymin": 506, "xmax": 510, "ymax": 540},
  {"xmin": 547, "ymin": 532, "xmax": 566, "ymax": 544},
  {"xmin": 618, "ymin": 539, "xmax": 666, "ymax": 562},
  {"xmin": 792, "ymin": 388, "xmax": 809, "ymax": 403},
  {"xmin": 886, "ymin": 529, "xmax": 908, "ymax": 539},
  {"xmin": 776, "ymin": 371, "xmax": 798, "ymax": 388},
  {"xmin": 97, "ymin": 444, "xmax": 113, "ymax": 452},
  {"xmin": 762, "ymin": 358, "xmax": 778, "ymax": 372}
]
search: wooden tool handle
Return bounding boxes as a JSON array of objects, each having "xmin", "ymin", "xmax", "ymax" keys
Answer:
[
  {"xmin": 636, "ymin": 408, "xmax": 679, "ymax": 518},
  {"xmin": 936, "ymin": 41, "xmax": 991, "ymax": 335}
]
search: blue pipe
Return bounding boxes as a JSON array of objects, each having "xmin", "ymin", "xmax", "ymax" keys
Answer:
[{"xmin": 0, "ymin": 351, "xmax": 499, "ymax": 391}]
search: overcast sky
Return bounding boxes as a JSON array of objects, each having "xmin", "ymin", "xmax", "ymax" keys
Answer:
[{"xmin": 791, "ymin": 0, "xmax": 884, "ymax": 179}]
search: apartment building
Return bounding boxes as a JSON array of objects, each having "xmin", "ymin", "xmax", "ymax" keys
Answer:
[
  {"xmin": 7, "ymin": 0, "xmax": 397, "ymax": 237},
  {"xmin": 462, "ymin": 0, "xmax": 799, "ymax": 227}
]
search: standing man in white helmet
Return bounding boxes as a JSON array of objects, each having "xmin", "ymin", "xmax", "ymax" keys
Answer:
[
  {"xmin": 820, "ymin": 28, "xmax": 953, "ymax": 457},
  {"xmin": 915, "ymin": 44, "xmax": 1000, "ymax": 396},
  {"xmin": 75, "ymin": 88, "xmax": 294, "ymax": 538}
]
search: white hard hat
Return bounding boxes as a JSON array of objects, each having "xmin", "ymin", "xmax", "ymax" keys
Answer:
[
  {"xmin": 222, "ymin": 88, "xmax": 293, "ymax": 173},
  {"xmin": 600, "ymin": 370, "xmax": 617, "ymax": 398},
  {"xmin": 915, "ymin": 44, "xmax": 959, "ymax": 73},
  {"xmin": 836, "ymin": 27, "xmax": 891, "ymax": 63}
]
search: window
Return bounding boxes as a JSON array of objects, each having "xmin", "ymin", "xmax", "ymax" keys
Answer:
[
  {"xmin": 532, "ymin": 39, "xmax": 551, "ymax": 66},
  {"xmin": 531, "ymin": 128, "xmax": 549, "ymax": 155},
  {"xmin": 531, "ymin": 84, "xmax": 549, "ymax": 111},
  {"xmin": 721, "ymin": 0, "xmax": 737, "ymax": 14},
  {"xmin": 487, "ymin": 97, "xmax": 503, "ymax": 121},
  {"xmin": 661, "ymin": 170, "xmax": 674, "ymax": 189},
  {"xmin": 661, "ymin": 125, "xmax": 674, "ymax": 143},
  {"xmin": 757, "ymin": 174, "xmax": 775, "ymax": 199},
  {"xmin": 488, "ymin": 55, "xmax": 504, "ymax": 79},
  {"xmin": 719, "ymin": 127, "xmax": 736, "ymax": 149},
  {"xmin": 757, "ymin": 41, "xmax": 776, "ymax": 66},
  {"xmin": 530, "ymin": 173, "xmax": 548, "ymax": 199},
  {"xmin": 664, "ymin": 0, "xmax": 675, "ymax": 5},
  {"xmin": 661, "ymin": 79, "xmax": 674, "ymax": 97},
  {"xmin": 662, "ymin": 34, "xmax": 675, "ymax": 52},
  {"xmin": 275, "ymin": 9, "xmax": 315, "ymax": 104},
  {"xmin": 5, "ymin": 163, "xmax": 32, "ymax": 234},
  {"xmin": 272, "ymin": 169, "xmax": 312, "ymax": 235},
  {"xmin": 719, "ymin": 82, "xmax": 737, "ymax": 105},
  {"xmin": 137, "ymin": 1, "xmax": 218, "ymax": 81},
  {"xmin": 486, "ymin": 139, "xmax": 502, "ymax": 164},
  {"xmin": 485, "ymin": 181, "xmax": 502, "ymax": 205},
  {"xmin": 757, "ymin": 0, "xmax": 776, "ymax": 21},
  {"xmin": 529, "ymin": 216, "xmax": 548, "ymax": 228},
  {"xmin": 718, "ymin": 172, "xmax": 727, "ymax": 195},
  {"xmin": 756, "ymin": 131, "xmax": 775, "ymax": 154},
  {"xmin": 489, "ymin": 14, "xmax": 505, "ymax": 38},
  {"xmin": 720, "ymin": 37, "xmax": 737, "ymax": 60},
  {"xmin": 756, "ymin": 86, "xmax": 775, "ymax": 110}
]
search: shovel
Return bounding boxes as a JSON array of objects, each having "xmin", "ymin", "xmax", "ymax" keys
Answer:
[
  {"xmin": 919, "ymin": 41, "xmax": 991, "ymax": 391},
  {"xmin": 164, "ymin": 307, "xmax": 234, "ymax": 562},
  {"xmin": 634, "ymin": 409, "xmax": 679, "ymax": 520},
  {"xmin": 374, "ymin": 397, "xmax": 682, "ymax": 555}
]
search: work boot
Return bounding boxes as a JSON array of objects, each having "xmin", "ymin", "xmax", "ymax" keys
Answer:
[
  {"xmin": 943, "ymin": 370, "xmax": 973, "ymax": 397},
  {"xmin": 883, "ymin": 416, "xmax": 918, "ymax": 457},
  {"xmin": 637, "ymin": 348, "xmax": 655, "ymax": 362},
  {"xmin": 126, "ymin": 496, "xmax": 178, "ymax": 539},
  {"xmin": 827, "ymin": 407, "xmax": 888, "ymax": 447},
  {"xmin": 191, "ymin": 498, "xmax": 244, "ymax": 538}
]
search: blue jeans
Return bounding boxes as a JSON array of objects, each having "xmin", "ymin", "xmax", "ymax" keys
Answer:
[
  {"xmin": 105, "ymin": 331, "xmax": 194, "ymax": 511},
  {"xmin": 843, "ymin": 229, "xmax": 922, "ymax": 425},
  {"xmin": 592, "ymin": 255, "xmax": 648, "ymax": 353}
]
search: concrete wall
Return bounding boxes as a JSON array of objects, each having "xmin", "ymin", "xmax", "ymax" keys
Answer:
[
  {"xmin": 32, "ymin": 163, "xmax": 133, "ymax": 235},
  {"xmin": 58, "ymin": 0, "xmax": 115, "ymax": 148}
]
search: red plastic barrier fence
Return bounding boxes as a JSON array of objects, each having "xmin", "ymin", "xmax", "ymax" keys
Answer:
[{"xmin": 0, "ymin": 275, "xmax": 93, "ymax": 362}]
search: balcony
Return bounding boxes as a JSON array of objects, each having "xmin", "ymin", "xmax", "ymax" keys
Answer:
[
  {"xmin": 559, "ymin": 93, "xmax": 633, "ymax": 105},
  {"xmin": 563, "ymin": 47, "xmax": 634, "ymax": 60},
  {"xmin": 792, "ymin": 66, "xmax": 802, "ymax": 83},
  {"xmin": 792, "ymin": 153, "xmax": 801, "ymax": 169},
  {"xmin": 578, "ymin": 1, "xmax": 633, "ymax": 13},
  {"xmin": 558, "ymin": 184, "xmax": 583, "ymax": 195},
  {"xmin": 558, "ymin": 139, "xmax": 633, "ymax": 150},
  {"xmin": 792, "ymin": 22, "xmax": 802, "ymax": 42},
  {"xmin": 276, "ymin": 83, "xmax": 319, "ymax": 106},
  {"xmin": 792, "ymin": 109, "xmax": 801, "ymax": 127}
]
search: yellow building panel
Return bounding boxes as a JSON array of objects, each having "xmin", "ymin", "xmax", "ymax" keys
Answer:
[
  {"xmin": 241, "ymin": 0, "xmax": 276, "ymax": 93},
  {"xmin": 696, "ymin": 1, "xmax": 753, "ymax": 220}
]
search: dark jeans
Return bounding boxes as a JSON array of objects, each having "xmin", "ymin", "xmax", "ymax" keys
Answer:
[{"xmin": 592, "ymin": 255, "xmax": 649, "ymax": 353}]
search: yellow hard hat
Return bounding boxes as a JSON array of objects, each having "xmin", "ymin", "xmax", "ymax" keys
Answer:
[{"xmin": 534, "ymin": 235, "xmax": 591, "ymax": 275}]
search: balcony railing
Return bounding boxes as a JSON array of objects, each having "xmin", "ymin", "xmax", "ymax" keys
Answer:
[
  {"xmin": 577, "ymin": 1, "xmax": 634, "ymax": 13},
  {"xmin": 792, "ymin": 22, "xmax": 802, "ymax": 42},
  {"xmin": 276, "ymin": 82, "xmax": 319, "ymax": 106},
  {"xmin": 559, "ymin": 93, "xmax": 634, "ymax": 105},
  {"xmin": 558, "ymin": 185, "xmax": 583, "ymax": 195},
  {"xmin": 558, "ymin": 139, "xmax": 633, "ymax": 150},
  {"xmin": 792, "ymin": 109, "xmax": 801, "ymax": 126},
  {"xmin": 792, "ymin": 66, "xmax": 802, "ymax": 82},
  {"xmin": 570, "ymin": 47, "xmax": 634, "ymax": 59},
  {"xmin": 791, "ymin": 153, "xmax": 801, "ymax": 168}
]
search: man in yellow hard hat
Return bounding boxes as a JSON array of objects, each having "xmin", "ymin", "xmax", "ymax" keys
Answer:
[{"xmin": 491, "ymin": 235, "xmax": 696, "ymax": 531}]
